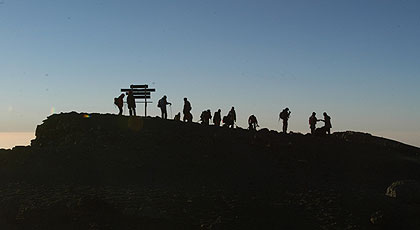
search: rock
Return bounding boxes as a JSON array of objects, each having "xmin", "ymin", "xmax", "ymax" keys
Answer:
[
  {"xmin": 385, "ymin": 180, "xmax": 420, "ymax": 204},
  {"xmin": 370, "ymin": 210, "xmax": 384, "ymax": 225}
]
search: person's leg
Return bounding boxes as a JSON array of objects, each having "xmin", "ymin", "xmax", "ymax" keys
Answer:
[
  {"xmin": 163, "ymin": 108, "xmax": 167, "ymax": 119},
  {"xmin": 118, "ymin": 106, "xmax": 123, "ymax": 115},
  {"xmin": 133, "ymin": 108, "xmax": 136, "ymax": 116}
]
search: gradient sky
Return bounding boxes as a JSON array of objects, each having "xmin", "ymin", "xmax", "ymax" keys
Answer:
[{"xmin": 1, "ymin": 0, "xmax": 420, "ymax": 148}]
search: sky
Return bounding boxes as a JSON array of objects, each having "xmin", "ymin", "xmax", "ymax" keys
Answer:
[{"xmin": 1, "ymin": 0, "xmax": 420, "ymax": 148}]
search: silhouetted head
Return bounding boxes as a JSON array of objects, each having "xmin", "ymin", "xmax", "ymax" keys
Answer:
[
  {"xmin": 323, "ymin": 112, "xmax": 328, "ymax": 116},
  {"xmin": 231, "ymin": 107, "xmax": 235, "ymax": 110},
  {"xmin": 285, "ymin": 108, "xmax": 289, "ymax": 111},
  {"xmin": 120, "ymin": 93, "xmax": 125, "ymax": 98},
  {"xmin": 163, "ymin": 95, "xmax": 167, "ymax": 99},
  {"xmin": 312, "ymin": 112, "xmax": 316, "ymax": 116},
  {"xmin": 184, "ymin": 97, "xmax": 187, "ymax": 101},
  {"xmin": 218, "ymin": 109, "xmax": 221, "ymax": 113}
]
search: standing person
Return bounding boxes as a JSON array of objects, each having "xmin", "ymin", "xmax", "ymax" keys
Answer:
[
  {"xmin": 322, "ymin": 112, "xmax": 332, "ymax": 134},
  {"xmin": 213, "ymin": 109, "xmax": 221, "ymax": 126},
  {"xmin": 279, "ymin": 108, "xmax": 291, "ymax": 133},
  {"xmin": 114, "ymin": 93, "xmax": 125, "ymax": 116},
  {"xmin": 248, "ymin": 114, "xmax": 258, "ymax": 131},
  {"xmin": 157, "ymin": 95, "xmax": 171, "ymax": 119},
  {"xmin": 309, "ymin": 112, "xmax": 319, "ymax": 134},
  {"xmin": 127, "ymin": 90, "xmax": 136, "ymax": 116},
  {"xmin": 183, "ymin": 97, "xmax": 192, "ymax": 122},
  {"xmin": 228, "ymin": 107, "xmax": 236, "ymax": 128}
]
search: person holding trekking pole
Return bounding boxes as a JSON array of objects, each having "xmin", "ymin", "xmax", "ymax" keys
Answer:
[{"xmin": 157, "ymin": 95, "xmax": 171, "ymax": 119}]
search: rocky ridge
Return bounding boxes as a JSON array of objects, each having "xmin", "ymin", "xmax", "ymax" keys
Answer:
[{"xmin": 1, "ymin": 112, "xmax": 420, "ymax": 229}]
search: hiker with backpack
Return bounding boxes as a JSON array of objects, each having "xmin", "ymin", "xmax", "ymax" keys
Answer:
[
  {"xmin": 213, "ymin": 109, "xmax": 221, "ymax": 126},
  {"xmin": 157, "ymin": 95, "xmax": 171, "ymax": 119},
  {"xmin": 127, "ymin": 90, "xmax": 136, "ymax": 116},
  {"xmin": 309, "ymin": 112, "xmax": 320, "ymax": 134},
  {"xmin": 200, "ymin": 109, "xmax": 212, "ymax": 125},
  {"xmin": 279, "ymin": 108, "xmax": 291, "ymax": 133},
  {"xmin": 183, "ymin": 97, "xmax": 193, "ymax": 122},
  {"xmin": 114, "ymin": 93, "xmax": 125, "ymax": 115},
  {"xmin": 248, "ymin": 114, "xmax": 259, "ymax": 131}
]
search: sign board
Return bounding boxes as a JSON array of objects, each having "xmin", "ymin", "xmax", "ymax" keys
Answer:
[{"xmin": 120, "ymin": 84, "xmax": 155, "ymax": 116}]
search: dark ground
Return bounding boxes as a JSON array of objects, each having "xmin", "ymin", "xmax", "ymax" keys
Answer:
[{"xmin": 1, "ymin": 112, "xmax": 420, "ymax": 229}]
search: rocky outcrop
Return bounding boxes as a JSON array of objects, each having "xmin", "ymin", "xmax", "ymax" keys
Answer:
[
  {"xmin": 1, "ymin": 112, "xmax": 420, "ymax": 229},
  {"xmin": 386, "ymin": 180, "xmax": 420, "ymax": 204}
]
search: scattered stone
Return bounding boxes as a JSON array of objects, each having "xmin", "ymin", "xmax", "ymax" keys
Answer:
[{"xmin": 370, "ymin": 210, "xmax": 384, "ymax": 225}]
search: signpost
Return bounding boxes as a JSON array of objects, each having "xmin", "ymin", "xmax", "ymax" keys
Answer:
[{"xmin": 121, "ymin": 84, "xmax": 155, "ymax": 117}]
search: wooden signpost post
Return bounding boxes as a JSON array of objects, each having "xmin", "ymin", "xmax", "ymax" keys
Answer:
[{"xmin": 121, "ymin": 84, "xmax": 156, "ymax": 117}]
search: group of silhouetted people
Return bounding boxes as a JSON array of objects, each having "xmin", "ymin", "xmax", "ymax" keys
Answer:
[
  {"xmin": 114, "ymin": 93, "xmax": 332, "ymax": 135},
  {"xmin": 309, "ymin": 112, "xmax": 332, "ymax": 135},
  {"xmin": 155, "ymin": 95, "xmax": 238, "ymax": 129}
]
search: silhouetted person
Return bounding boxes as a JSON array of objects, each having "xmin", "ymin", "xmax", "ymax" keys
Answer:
[
  {"xmin": 183, "ymin": 97, "xmax": 193, "ymax": 122},
  {"xmin": 114, "ymin": 93, "xmax": 125, "ymax": 115},
  {"xmin": 213, "ymin": 109, "xmax": 221, "ymax": 126},
  {"xmin": 127, "ymin": 90, "xmax": 136, "ymax": 116},
  {"xmin": 158, "ymin": 95, "xmax": 171, "ymax": 119},
  {"xmin": 309, "ymin": 112, "xmax": 319, "ymax": 134},
  {"xmin": 223, "ymin": 112, "xmax": 234, "ymax": 128},
  {"xmin": 174, "ymin": 112, "xmax": 181, "ymax": 121},
  {"xmin": 248, "ymin": 114, "xmax": 258, "ymax": 131},
  {"xmin": 200, "ymin": 109, "xmax": 212, "ymax": 125},
  {"xmin": 321, "ymin": 112, "xmax": 332, "ymax": 134},
  {"xmin": 228, "ymin": 107, "xmax": 236, "ymax": 128},
  {"xmin": 279, "ymin": 108, "xmax": 291, "ymax": 133}
]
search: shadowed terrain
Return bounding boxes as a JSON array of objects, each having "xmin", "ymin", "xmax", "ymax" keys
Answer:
[{"xmin": 1, "ymin": 112, "xmax": 420, "ymax": 229}]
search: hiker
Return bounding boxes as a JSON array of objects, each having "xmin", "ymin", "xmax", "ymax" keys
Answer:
[
  {"xmin": 309, "ymin": 112, "xmax": 319, "ymax": 134},
  {"xmin": 174, "ymin": 112, "xmax": 181, "ymax": 121},
  {"xmin": 213, "ymin": 109, "xmax": 221, "ymax": 126},
  {"xmin": 114, "ymin": 93, "xmax": 125, "ymax": 115},
  {"xmin": 157, "ymin": 95, "xmax": 171, "ymax": 119},
  {"xmin": 183, "ymin": 97, "xmax": 193, "ymax": 122},
  {"xmin": 228, "ymin": 107, "xmax": 236, "ymax": 128},
  {"xmin": 223, "ymin": 112, "xmax": 234, "ymax": 128},
  {"xmin": 200, "ymin": 109, "xmax": 212, "ymax": 125},
  {"xmin": 127, "ymin": 90, "xmax": 136, "ymax": 116},
  {"xmin": 248, "ymin": 114, "xmax": 258, "ymax": 131},
  {"xmin": 279, "ymin": 108, "xmax": 291, "ymax": 133},
  {"xmin": 321, "ymin": 112, "xmax": 332, "ymax": 134}
]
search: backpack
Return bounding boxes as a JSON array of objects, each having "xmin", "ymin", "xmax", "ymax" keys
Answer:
[
  {"xmin": 114, "ymin": 98, "xmax": 118, "ymax": 106},
  {"xmin": 157, "ymin": 99, "xmax": 163, "ymax": 108},
  {"xmin": 280, "ymin": 110, "xmax": 287, "ymax": 120}
]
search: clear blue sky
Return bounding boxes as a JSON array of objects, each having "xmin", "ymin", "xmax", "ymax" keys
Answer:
[{"xmin": 1, "ymin": 0, "xmax": 420, "ymax": 147}]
